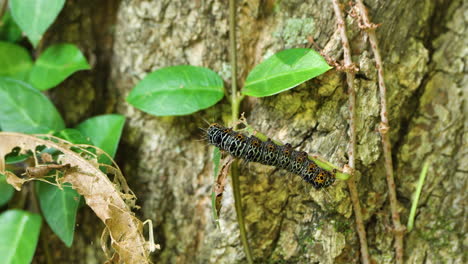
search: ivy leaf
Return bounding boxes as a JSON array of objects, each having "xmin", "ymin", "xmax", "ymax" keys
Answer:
[
  {"xmin": 0, "ymin": 42, "xmax": 33, "ymax": 81},
  {"xmin": 127, "ymin": 65, "xmax": 224, "ymax": 116},
  {"xmin": 242, "ymin": 48, "xmax": 331, "ymax": 97},
  {"xmin": 36, "ymin": 181, "xmax": 80, "ymax": 247},
  {"xmin": 0, "ymin": 173, "xmax": 15, "ymax": 207},
  {"xmin": 0, "ymin": 77, "xmax": 65, "ymax": 133},
  {"xmin": 28, "ymin": 44, "xmax": 90, "ymax": 91},
  {"xmin": 53, "ymin": 128, "xmax": 93, "ymax": 145},
  {"xmin": 76, "ymin": 114, "xmax": 125, "ymax": 158},
  {"xmin": 0, "ymin": 209, "xmax": 42, "ymax": 264},
  {"xmin": 0, "ymin": 10, "xmax": 23, "ymax": 43},
  {"xmin": 9, "ymin": 0, "xmax": 66, "ymax": 47}
]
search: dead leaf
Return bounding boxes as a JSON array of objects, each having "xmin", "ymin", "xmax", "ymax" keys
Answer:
[
  {"xmin": 0, "ymin": 132, "xmax": 157, "ymax": 263},
  {"xmin": 214, "ymin": 156, "xmax": 234, "ymax": 217}
]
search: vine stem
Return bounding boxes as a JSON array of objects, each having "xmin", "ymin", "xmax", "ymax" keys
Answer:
[
  {"xmin": 229, "ymin": 0, "xmax": 238, "ymax": 126},
  {"xmin": 330, "ymin": 1, "xmax": 370, "ymax": 263},
  {"xmin": 0, "ymin": 0, "xmax": 8, "ymax": 21},
  {"xmin": 354, "ymin": 1, "xmax": 405, "ymax": 263},
  {"xmin": 228, "ymin": 0, "xmax": 253, "ymax": 263}
]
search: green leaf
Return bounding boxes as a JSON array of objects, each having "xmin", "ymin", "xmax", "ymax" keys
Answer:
[
  {"xmin": 0, "ymin": 10, "xmax": 23, "ymax": 42},
  {"xmin": 0, "ymin": 173, "xmax": 15, "ymax": 206},
  {"xmin": 76, "ymin": 114, "xmax": 125, "ymax": 158},
  {"xmin": 28, "ymin": 44, "xmax": 91, "ymax": 91},
  {"xmin": 53, "ymin": 128, "xmax": 93, "ymax": 145},
  {"xmin": 36, "ymin": 181, "xmax": 79, "ymax": 247},
  {"xmin": 242, "ymin": 48, "xmax": 332, "ymax": 97},
  {"xmin": 0, "ymin": 42, "xmax": 33, "ymax": 81},
  {"xmin": 0, "ymin": 77, "xmax": 65, "ymax": 133},
  {"xmin": 127, "ymin": 65, "xmax": 224, "ymax": 116},
  {"xmin": 5, "ymin": 154, "xmax": 30, "ymax": 164},
  {"xmin": 0, "ymin": 209, "xmax": 42, "ymax": 264},
  {"xmin": 9, "ymin": 0, "xmax": 66, "ymax": 47}
]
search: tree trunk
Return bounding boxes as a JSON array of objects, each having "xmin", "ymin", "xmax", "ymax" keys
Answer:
[{"xmin": 41, "ymin": 0, "xmax": 466, "ymax": 263}]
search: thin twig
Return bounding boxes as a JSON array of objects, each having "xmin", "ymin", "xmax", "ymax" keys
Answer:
[
  {"xmin": 228, "ymin": 0, "xmax": 254, "ymax": 263},
  {"xmin": 354, "ymin": 1, "xmax": 405, "ymax": 263},
  {"xmin": 330, "ymin": 1, "xmax": 370, "ymax": 263}
]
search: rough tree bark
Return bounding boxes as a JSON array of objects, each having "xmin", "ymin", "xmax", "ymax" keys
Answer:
[{"xmin": 39, "ymin": 0, "xmax": 466, "ymax": 263}]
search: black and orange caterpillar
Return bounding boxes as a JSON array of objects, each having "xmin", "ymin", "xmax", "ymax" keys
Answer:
[{"xmin": 206, "ymin": 123, "xmax": 335, "ymax": 189}]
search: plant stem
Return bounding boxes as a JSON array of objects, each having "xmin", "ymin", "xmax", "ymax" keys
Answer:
[
  {"xmin": 330, "ymin": 1, "xmax": 371, "ymax": 263},
  {"xmin": 228, "ymin": 0, "xmax": 253, "ymax": 263},
  {"xmin": 231, "ymin": 162, "xmax": 253, "ymax": 263},
  {"xmin": 229, "ymin": 0, "xmax": 238, "ymax": 128},
  {"xmin": 407, "ymin": 161, "xmax": 429, "ymax": 232},
  {"xmin": 0, "ymin": 0, "xmax": 8, "ymax": 23},
  {"xmin": 355, "ymin": 1, "xmax": 405, "ymax": 263}
]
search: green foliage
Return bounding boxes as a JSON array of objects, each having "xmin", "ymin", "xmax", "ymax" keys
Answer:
[
  {"xmin": 127, "ymin": 65, "xmax": 224, "ymax": 116},
  {"xmin": 0, "ymin": 11, "xmax": 22, "ymax": 42},
  {"xmin": 0, "ymin": 77, "xmax": 65, "ymax": 133},
  {"xmin": 28, "ymin": 44, "xmax": 91, "ymax": 90},
  {"xmin": 0, "ymin": 210, "xmax": 42, "ymax": 264},
  {"xmin": 9, "ymin": 0, "xmax": 66, "ymax": 47},
  {"xmin": 0, "ymin": 174, "xmax": 15, "ymax": 207},
  {"xmin": 53, "ymin": 128, "xmax": 93, "ymax": 145},
  {"xmin": 0, "ymin": 41, "xmax": 33, "ymax": 81},
  {"xmin": 242, "ymin": 48, "xmax": 331, "ymax": 97},
  {"xmin": 76, "ymin": 114, "xmax": 125, "ymax": 158},
  {"xmin": 36, "ymin": 181, "xmax": 80, "ymax": 247},
  {"xmin": 0, "ymin": 1, "xmax": 127, "ymax": 257},
  {"xmin": 126, "ymin": 49, "xmax": 330, "ymax": 114}
]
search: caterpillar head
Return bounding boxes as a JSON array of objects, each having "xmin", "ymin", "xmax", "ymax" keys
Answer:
[
  {"xmin": 206, "ymin": 123, "xmax": 224, "ymax": 137},
  {"xmin": 206, "ymin": 123, "xmax": 226, "ymax": 146}
]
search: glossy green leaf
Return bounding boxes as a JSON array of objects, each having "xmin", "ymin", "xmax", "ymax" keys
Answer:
[
  {"xmin": 0, "ymin": 42, "xmax": 33, "ymax": 81},
  {"xmin": 242, "ymin": 48, "xmax": 332, "ymax": 97},
  {"xmin": 53, "ymin": 128, "xmax": 93, "ymax": 145},
  {"xmin": 127, "ymin": 65, "xmax": 224, "ymax": 116},
  {"xmin": 36, "ymin": 181, "xmax": 79, "ymax": 247},
  {"xmin": 28, "ymin": 44, "xmax": 90, "ymax": 90},
  {"xmin": 0, "ymin": 173, "xmax": 15, "ymax": 206},
  {"xmin": 0, "ymin": 10, "xmax": 23, "ymax": 42},
  {"xmin": 9, "ymin": 0, "xmax": 65, "ymax": 47},
  {"xmin": 0, "ymin": 77, "xmax": 65, "ymax": 133},
  {"xmin": 0, "ymin": 209, "xmax": 42, "ymax": 264},
  {"xmin": 76, "ymin": 114, "xmax": 125, "ymax": 158}
]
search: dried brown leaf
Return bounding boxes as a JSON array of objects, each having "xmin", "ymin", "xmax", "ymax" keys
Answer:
[
  {"xmin": 214, "ymin": 156, "xmax": 234, "ymax": 216},
  {"xmin": 0, "ymin": 132, "xmax": 157, "ymax": 264}
]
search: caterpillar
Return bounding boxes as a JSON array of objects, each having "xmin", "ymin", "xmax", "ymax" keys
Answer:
[{"xmin": 206, "ymin": 123, "xmax": 335, "ymax": 190}]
